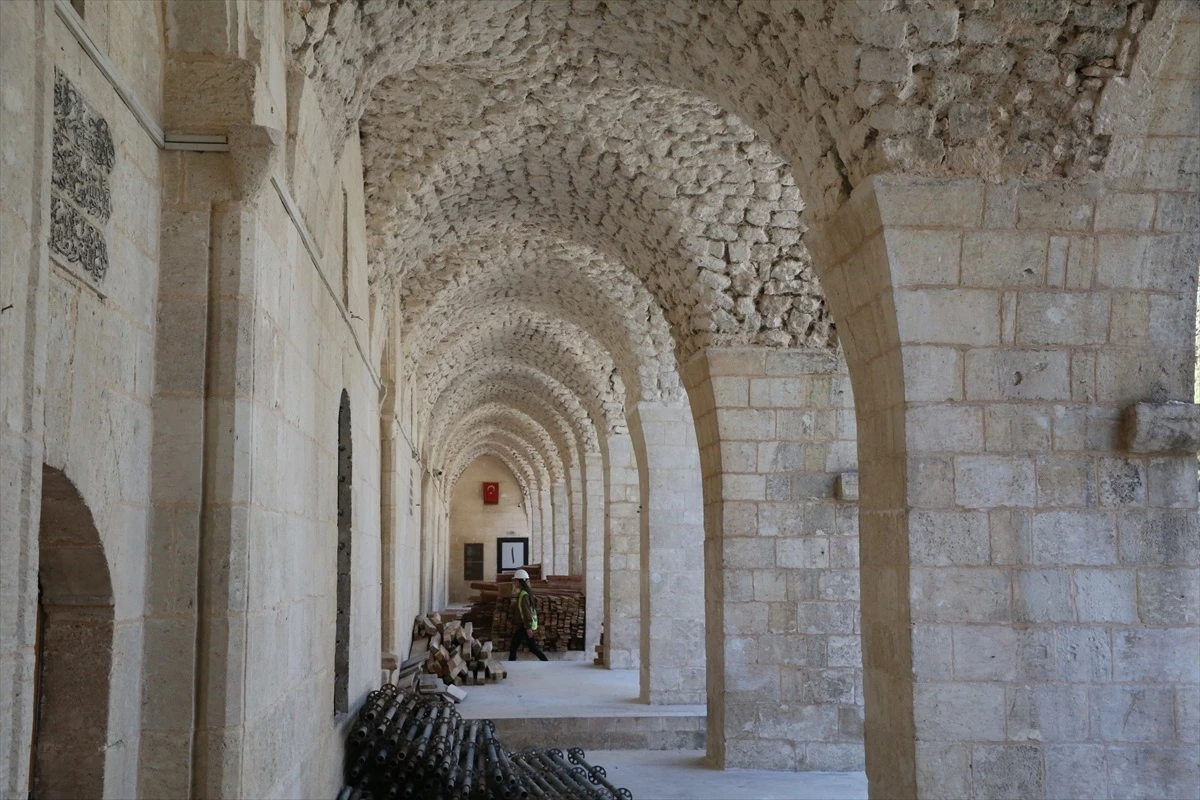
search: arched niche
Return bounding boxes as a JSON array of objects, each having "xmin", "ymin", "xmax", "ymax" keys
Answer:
[{"xmin": 32, "ymin": 466, "xmax": 114, "ymax": 800}]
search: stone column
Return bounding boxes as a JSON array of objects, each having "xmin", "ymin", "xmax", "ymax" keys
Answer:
[
  {"xmin": 584, "ymin": 452, "xmax": 606, "ymax": 654},
  {"xmin": 808, "ymin": 172, "xmax": 1200, "ymax": 799},
  {"xmin": 629, "ymin": 401, "xmax": 706, "ymax": 704},
  {"xmin": 529, "ymin": 488, "xmax": 543, "ymax": 566},
  {"xmin": 551, "ymin": 483, "xmax": 570, "ymax": 576},
  {"xmin": 539, "ymin": 488, "xmax": 554, "ymax": 574},
  {"xmin": 603, "ymin": 433, "xmax": 641, "ymax": 669},
  {"xmin": 682, "ymin": 348, "xmax": 862, "ymax": 770},
  {"xmin": 568, "ymin": 465, "xmax": 585, "ymax": 575}
]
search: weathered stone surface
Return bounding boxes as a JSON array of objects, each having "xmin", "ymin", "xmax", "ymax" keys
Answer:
[{"xmin": 1123, "ymin": 402, "xmax": 1200, "ymax": 454}]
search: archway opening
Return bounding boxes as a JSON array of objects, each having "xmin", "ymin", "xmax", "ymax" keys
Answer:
[{"xmin": 32, "ymin": 466, "xmax": 114, "ymax": 800}]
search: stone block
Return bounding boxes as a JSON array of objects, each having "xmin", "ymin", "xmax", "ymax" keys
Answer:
[
  {"xmin": 1006, "ymin": 685, "xmax": 1088, "ymax": 742},
  {"xmin": 1096, "ymin": 192, "xmax": 1157, "ymax": 232},
  {"xmin": 987, "ymin": 405, "xmax": 1053, "ymax": 452},
  {"xmin": 961, "ymin": 230, "xmax": 1048, "ymax": 287},
  {"xmin": 834, "ymin": 472, "xmax": 858, "ymax": 501},
  {"xmin": 1073, "ymin": 568, "xmax": 1137, "ymax": 623},
  {"xmin": 989, "ymin": 508, "xmax": 1032, "ymax": 565},
  {"xmin": 1032, "ymin": 510, "xmax": 1117, "ymax": 565},
  {"xmin": 910, "ymin": 568, "xmax": 1010, "ymax": 623},
  {"xmin": 913, "ymin": 682, "xmax": 1005, "ymax": 741},
  {"xmin": 1098, "ymin": 457, "xmax": 1147, "ymax": 507},
  {"xmin": 781, "ymin": 668, "xmax": 856, "ymax": 705},
  {"xmin": 884, "ymin": 228, "xmax": 961, "ymax": 286},
  {"xmin": 800, "ymin": 743, "xmax": 865, "ymax": 771},
  {"xmin": 1091, "ymin": 686, "xmax": 1176, "ymax": 743},
  {"xmin": 965, "ymin": 348, "xmax": 1071, "ymax": 401},
  {"xmin": 1035, "ymin": 454, "xmax": 1096, "ymax": 507},
  {"xmin": 954, "ymin": 455, "xmax": 1035, "ymax": 508},
  {"xmin": 911, "ymin": 625, "xmax": 954, "ymax": 680},
  {"xmin": 1015, "ymin": 291, "xmax": 1109, "ymax": 345},
  {"xmin": 1014, "ymin": 569, "xmax": 1074, "ymax": 622},
  {"xmin": 1117, "ymin": 509, "xmax": 1200, "ymax": 565},
  {"xmin": 1045, "ymin": 745, "xmax": 1109, "ymax": 800},
  {"xmin": 895, "ymin": 288, "xmax": 1001, "ymax": 346},
  {"xmin": 1054, "ymin": 627, "xmax": 1112, "ymax": 683},
  {"xmin": 794, "ymin": 602, "xmax": 856, "ymax": 635},
  {"xmin": 1107, "ymin": 746, "xmax": 1200, "ymax": 800},
  {"xmin": 902, "ymin": 346, "xmax": 963, "ymax": 402},
  {"xmin": 971, "ymin": 745, "xmax": 1045, "ymax": 799},
  {"xmin": 1136, "ymin": 568, "xmax": 1200, "ymax": 626},
  {"xmin": 1114, "ymin": 629, "xmax": 1200, "ymax": 683},
  {"xmin": 872, "ymin": 178, "xmax": 984, "ymax": 229},
  {"xmin": 1123, "ymin": 402, "xmax": 1200, "ymax": 454},
  {"xmin": 909, "ymin": 510, "xmax": 989, "ymax": 566},
  {"xmin": 908, "ymin": 456, "xmax": 955, "ymax": 508},
  {"xmin": 908, "ymin": 405, "xmax": 983, "ymax": 452}
]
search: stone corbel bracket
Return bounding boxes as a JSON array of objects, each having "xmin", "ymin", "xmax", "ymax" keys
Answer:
[
  {"xmin": 1122, "ymin": 402, "xmax": 1200, "ymax": 454},
  {"xmin": 835, "ymin": 471, "xmax": 859, "ymax": 502}
]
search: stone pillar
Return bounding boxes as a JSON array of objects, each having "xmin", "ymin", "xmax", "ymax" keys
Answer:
[
  {"xmin": 551, "ymin": 483, "xmax": 569, "ymax": 576},
  {"xmin": 584, "ymin": 452, "xmax": 606, "ymax": 654},
  {"xmin": 568, "ymin": 465, "xmax": 585, "ymax": 575},
  {"xmin": 629, "ymin": 402, "xmax": 706, "ymax": 704},
  {"xmin": 808, "ymin": 172, "xmax": 1200, "ymax": 799},
  {"xmin": 539, "ymin": 488, "xmax": 554, "ymax": 574},
  {"xmin": 529, "ymin": 488, "xmax": 543, "ymax": 566},
  {"xmin": 682, "ymin": 348, "xmax": 862, "ymax": 770},
  {"xmin": 603, "ymin": 433, "xmax": 641, "ymax": 669}
]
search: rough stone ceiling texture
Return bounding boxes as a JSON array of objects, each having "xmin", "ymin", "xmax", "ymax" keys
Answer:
[
  {"xmin": 398, "ymin": 232, "xmax": 684, "ymax": 403},
  {"xmin": 457, "ymin": 424, "xmax": 554, "ymax": 488},
  {"xmin": 450, "ymin": 438, "xmax": 540, "ymax": 497},
  {"xmin": 424, "ymin": 366, "xmax": 601, "ymax": 455},
  {"xmin": 417, "ymin": 308, "xmax": 626, "ymax": 436},
  {"xmin": 449, "ymin": 447, "xmax": 534, "ymax": 499},
  {"xmin": 441, "ymin": 405, "xmax": 567, "ymax": 484},
  {"xmin": 291, "ymin": 0, "xmax": 1149, "ymax": 475},
  {"xmin": 434, "ymin": 398, "xmax": 579, "ymax": 484},
  {"xmin": 364, "ymin": 82, "xmax": 828, "ymax": 355},
  {"xmin": 428, "ymin": 382, "xmax": 585, "ymax": 470}
]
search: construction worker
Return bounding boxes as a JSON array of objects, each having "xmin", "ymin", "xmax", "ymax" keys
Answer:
[{"xmin": 508, "ymin": 569, "xmax": 549, "ymax": 662}]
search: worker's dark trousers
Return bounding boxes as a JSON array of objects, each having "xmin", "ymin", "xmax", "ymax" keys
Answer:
[{"xmin": 509, "ymin": 627, "xmax": 549, "ymax": 661}]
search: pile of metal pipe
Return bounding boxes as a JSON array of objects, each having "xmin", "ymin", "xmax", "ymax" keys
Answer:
[{"xmin": 340, "ymin": 685, "xmax": 633, "ymax": 800}]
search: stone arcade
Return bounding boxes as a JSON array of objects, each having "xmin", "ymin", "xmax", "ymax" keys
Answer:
[{"xmin": 2, "ymin": 1, "xmax": 1198, "ymax": 798}]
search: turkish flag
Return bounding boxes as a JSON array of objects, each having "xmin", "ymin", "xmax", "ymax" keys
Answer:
[{"xmin": 482, "ymin": 482, "xmax": 499, "ymax": 504}]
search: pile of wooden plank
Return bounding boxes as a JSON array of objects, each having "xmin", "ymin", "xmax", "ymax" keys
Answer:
[
  {"xmin": 410, "ymin": 613, "xmax": 509, "ymax": 688},
  {"xmin": 487, "ymin": 576, "xmax": 586, "ymax": 653}
]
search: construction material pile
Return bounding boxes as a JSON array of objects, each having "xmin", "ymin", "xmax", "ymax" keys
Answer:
[
  {"xmin": 459, "ymin": 565, "xmax": 544, "ymax": 640},
  {"xmin": 412, "ymin": 613, "xmax": 507, "ymax": 688},
  {"xmin": 340, "ymin": 685, "xmax": 634, "ymax": 800},
  {"xmin": 463, "ymin": 571, "xmax": 586, "ymax": 654}
]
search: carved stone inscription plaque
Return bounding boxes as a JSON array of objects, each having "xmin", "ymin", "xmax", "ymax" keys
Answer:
[{"xmin": 50, "ymin": 69, "xmax": 114, "ymax": 283}]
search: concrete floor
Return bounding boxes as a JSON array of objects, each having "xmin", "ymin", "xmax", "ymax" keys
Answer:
[
  {"xmin": 453, "ymin": 661, "xmax": 867, "ymax": 799},
  {"xmin": 458, "ymin": 660, "xmax": 703, "ymax": 719},
  {"xmin": 588, "ymin": 750, "xmax": 868, "ymax": 800}
]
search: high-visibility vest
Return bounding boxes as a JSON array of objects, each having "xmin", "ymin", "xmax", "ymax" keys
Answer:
[{"xmin": 516, "ymin": 589, "xmax": 538, "ymax": 631}]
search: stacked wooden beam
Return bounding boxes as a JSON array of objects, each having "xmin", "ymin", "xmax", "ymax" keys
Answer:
[
  {"xmin": 489, "ymin": 577, "xmax": 586, "ymax": 653},
  {"xmin": 410, "ymin": 614, "xmax": 508, "ymax": 687}
]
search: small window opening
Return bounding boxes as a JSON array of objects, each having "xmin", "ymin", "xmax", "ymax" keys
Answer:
[
  {"xmin": 464, "ymin": 543, "xmax": 484, "ymax": 581},
  {"xmin": 334, "ymin": 390, "xmax": 352, "ymax": 714},
  {"xmin": 341, "ymin": 188, "xmax": 350, "ymax": 308}
]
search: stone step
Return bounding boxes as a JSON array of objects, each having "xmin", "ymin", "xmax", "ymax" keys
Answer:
[{"xmin": 488, "ymin": 712, "xmax": 706, "ymax": 751}]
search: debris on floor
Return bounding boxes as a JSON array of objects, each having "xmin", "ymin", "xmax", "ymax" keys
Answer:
[
  {"xmin": 340, "ymin": 683, "xmax": 634, "ymax": 800},
  {"xmin": 412, "ymin": 613, "xmax": 501, "ymax": 688}
]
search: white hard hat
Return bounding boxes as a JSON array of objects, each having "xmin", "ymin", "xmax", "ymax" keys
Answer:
[{"xmin": 513, "ymin": 569, "xmax": 530, "ymax": 581}]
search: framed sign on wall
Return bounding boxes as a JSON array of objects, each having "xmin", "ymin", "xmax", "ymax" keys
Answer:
[
  {"xmin": 496, "ymin": 537, "xmax": 529, "ymax": 572},
  {"xmin": 482, "ymin": 481, "xmax": 499, "ymax": 504}
]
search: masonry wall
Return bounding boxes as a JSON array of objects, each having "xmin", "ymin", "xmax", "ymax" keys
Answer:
[
  {"xmin": 448, "ymin": 456, "xmax": 530, "ymax": 602},
  {"xmin": 1, "ymin": 2, "xmax": 164, "ymax": 795}
]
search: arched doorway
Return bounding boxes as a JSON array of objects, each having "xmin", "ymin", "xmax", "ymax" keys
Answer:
[{"xmin": 31, "ymin": 466, "xmax": 114, "ymax": 799}]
